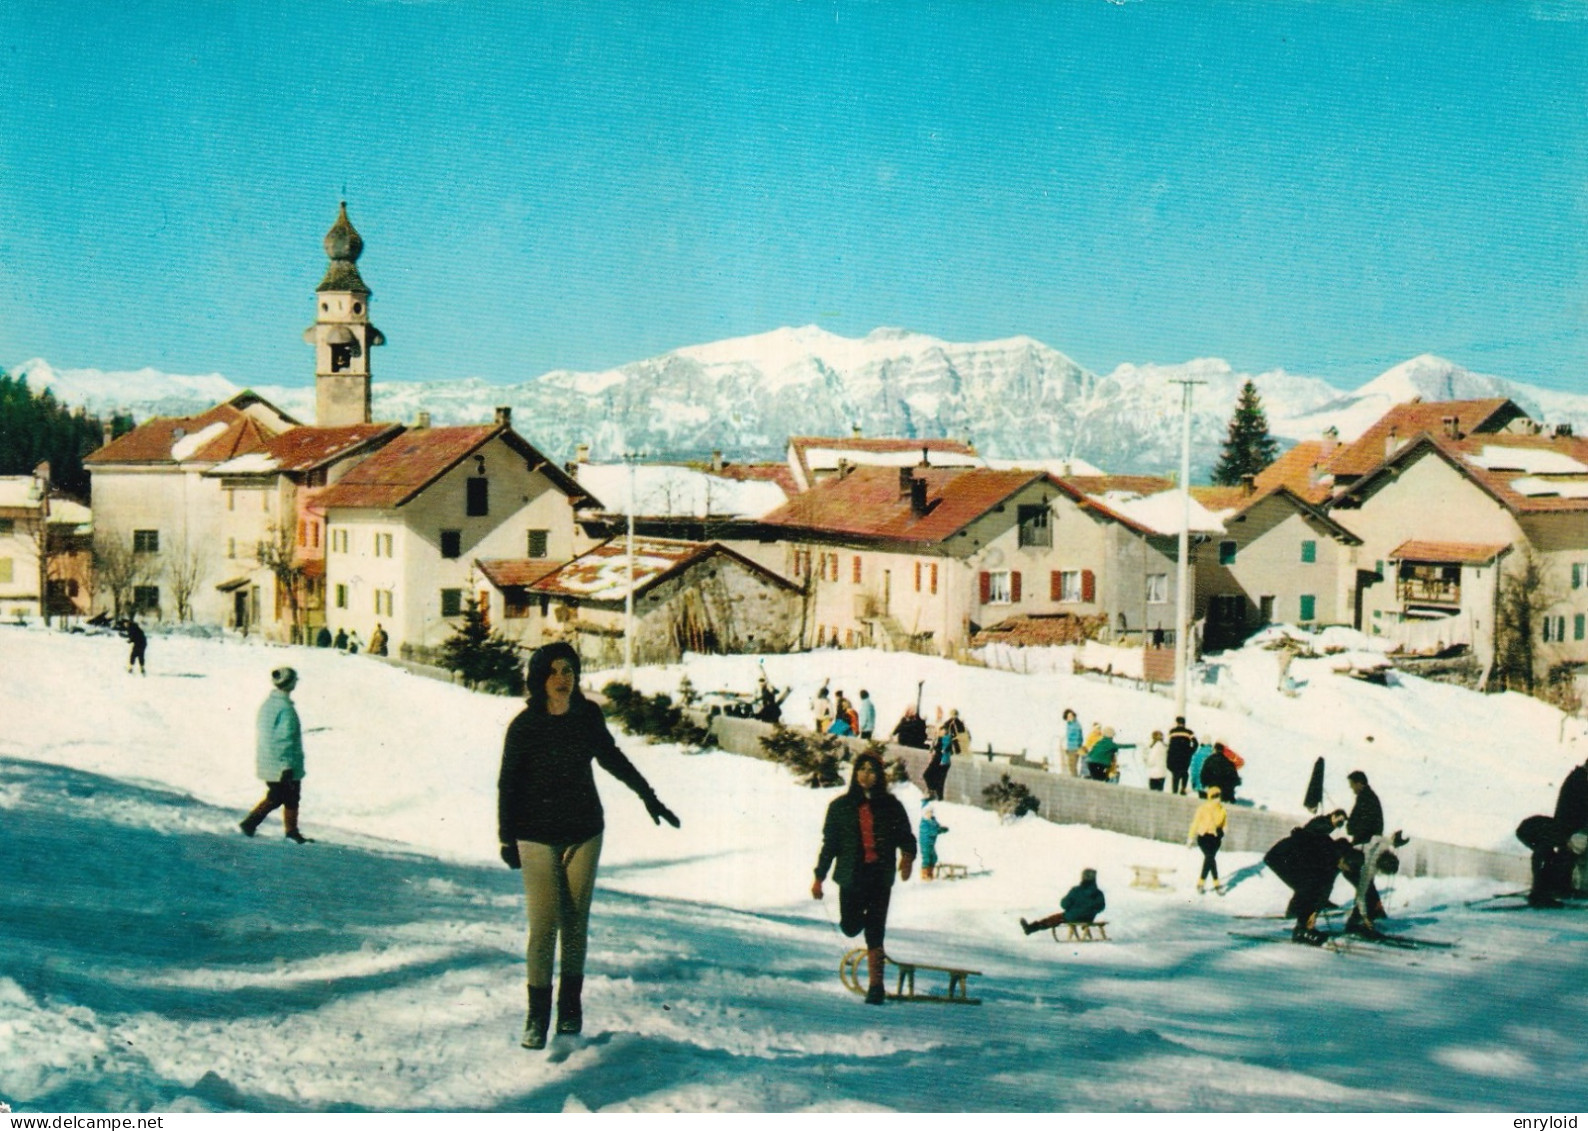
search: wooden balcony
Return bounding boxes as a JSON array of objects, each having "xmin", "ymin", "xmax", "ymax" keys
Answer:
[{"xmin": 1398, "ymin": 578, "xmax": 1460, "ymax": 605}]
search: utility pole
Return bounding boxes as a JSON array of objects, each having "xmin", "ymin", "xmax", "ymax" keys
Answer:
[
  {"xmin": 623, "ymin": 452, "xmax": 639, "ymax": 683},
  {"xmin": 1171, "ymin": 376, "xmax": 1205, "ymax": 719}
]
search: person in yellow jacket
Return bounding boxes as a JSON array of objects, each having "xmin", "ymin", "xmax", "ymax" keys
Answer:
[{"xmin": 1187, "ymin": 785, "xmax": 1228, "ymax": 894}]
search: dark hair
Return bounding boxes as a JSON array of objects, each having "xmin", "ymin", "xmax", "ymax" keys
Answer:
[
  {"xmin": 525, "ymin": 642, "xmax": 583, "ymax": 714},
  {"xmin": 1347, "ymin": 770, "xmax": 1368, "ymax": 786},
  {"xmin": 846, "ymin": 752, "xmax": 889, "ymax": 797}
]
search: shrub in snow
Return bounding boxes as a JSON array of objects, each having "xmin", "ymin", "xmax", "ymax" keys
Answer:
[
  {"xmin": 758, "ymin": 724, "xmax": 844, "ymax": 788},
  {"xmin": 600, "ymin": 682, "xmax": 708, "ymax": 747},
  {"xmin": 983, "ymin": 774, "xmax": 1040, "ymax": 822},
  {"xmin": 438, "ymin": 595, "xmax": 523, "ymax": 695}
]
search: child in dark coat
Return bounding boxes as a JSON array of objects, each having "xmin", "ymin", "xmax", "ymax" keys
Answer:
[{"xmin": 1020, "ymin": 868, "xmax": 1106, "ymax": 935}]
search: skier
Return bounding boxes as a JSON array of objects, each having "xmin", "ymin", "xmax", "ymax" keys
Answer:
[
  {"xmin": 1061, "ymin": 708, "xmax": 1084, "ymax": 777},
  {"xmin": 1346, "ymin": 831, "xmax": 1409, "ymax": 934},
  {"xmin": 1166, "ymin": 716, "xmax": 1197, "ymax": 795},
  {"xmin": 1187, "ymin": 785, "xmax": 1228, "ymax": 894},
  {"xmin": 918, "ymin": 795, "xmax": 948, "ymax": 880},
  {"xmin": 812, "ymin": 753, "xmax": 917, "ymax": 1004},
  {"xmin": 890, "ymin": 705, "xmax": 929, "ymax": 749},
  {"xmin": 1264, "ymin": 822, "xmax": 1353, "ymax": 944},
  {"xmin": 1020, "ymin": 867, "xmax": 1106, "ymax": 935},
  {"xmin": 1346, "ymin": 771, "xmax": 1384, "ymax": 845},
  {"xmin": 857, "ymin": 690, "xmax": 877, "ymax": 739},
  {"xmin": 755, "ymin": 676, "xmax": 788, "ymax": 724},
  {"xmin": 123, "ymin": 616, "xmax": 148, "ymax": 675},
  {"xmin": 1200, "ymin": 742, "xmax": 1242, "ymax": 803},
  {"xmin": 497, "ymin": 642, "xmax": 681, "ymax": 1049},
  {"xmin": 239, "ymin": 666, "xmax": 310, "ymax": 844},
  {"xmin": 1144, "ymin": 729, "xmax": 1168, "ymax": 792}
]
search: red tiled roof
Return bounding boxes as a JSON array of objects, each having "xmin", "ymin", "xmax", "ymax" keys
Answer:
[
  {"xmin": 760, "ymin": 465, "xmax": 1047, "ymax": 544},
  {"xmin": 477, "ymin": 558, "xmax": 568, "ymax": 588},
  {"xmin": 1253, "ymin": 440, "xmax": 1334, "ymax": 504},
  {"xmin": 788, "ymin": 435, "xmax": 979, "ymax": 490},
  {"xmin": 526, "ymin": 537, "xmax": 797, "ymax": 602},
  {"xmin": 971, "ymin": 613, "xmax": 1107, "ymax": 648},
  {"xmin": 312, "ymin": 426, "xmax": 501, "ymax": 509},
  {"xmin": 86, "ymin": 403, "xmax": 279, "ymax": 465},
  {"xmin": 1062, "ymin": 475, "xmax": 1175, "ymax": 497},
  {"xmin": 709, "ymin": 462, "xmax": 800, "ymax": 496},
  {"xmin": 1327, "ymin": 398, "xmax": 1523, "ymax": 479},
  {"xmin": 263, "ymin": 424, "xmax": 403, "ymax": 472},
  {"xmin": 1189, "ymin": 485, "xmax": 1255, "ymax": 512},
  {"xmin": 1389, "ymin": 539, "xmax": 1510, "ymax": 565},
  {"xmin": 1341, "ymin": 430, "xmax": 1588, "ymax": 516}
]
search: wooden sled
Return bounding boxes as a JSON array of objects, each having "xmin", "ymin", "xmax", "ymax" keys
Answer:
[
  {"xmin": 1052, "ymin": 920, "xmax": 1109, "ymax": 942},
  {"xmin": 839, "ymin": 947, "xmax": 982, "ymax": 1005},
  {"xmin": 933, "ymin": 863, "xmax": 968, "ymax": 880},
  {"xmin": 1130, "ymin": 865, "xmax": 1175, "ymax": 891}
]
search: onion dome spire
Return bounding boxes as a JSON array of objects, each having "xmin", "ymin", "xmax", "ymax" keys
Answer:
[{"xmin": 317, "ymin": 201, "xmax": 369, "ymax": 294}]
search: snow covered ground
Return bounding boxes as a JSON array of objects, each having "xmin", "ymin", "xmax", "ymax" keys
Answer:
[{"xmin": 1, "ymin": 625, "xmax": 1585, "ymax": 1114}]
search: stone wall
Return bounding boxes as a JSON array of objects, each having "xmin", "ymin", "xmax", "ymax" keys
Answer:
[{"xmin": 703, "ymin": 714, "xmax": 1531, "ymax": 885}]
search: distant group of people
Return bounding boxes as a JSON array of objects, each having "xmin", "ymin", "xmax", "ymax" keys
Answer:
[
  {"xmin": 1053, "ymin": 712, "xmax": 1243, "ymax": 802},
  {"xmin": 313, "ymin": 623, "xmax": 387, "ymax": 655}
]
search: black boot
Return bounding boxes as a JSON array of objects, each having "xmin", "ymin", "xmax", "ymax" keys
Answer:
[
  {"xmin": 522, "ymin": 985, "xmax": 552, "ymax": 1049},
  {"xmin": 556, "ymin": 975, "xmax": 584, "ymax": 1035}
]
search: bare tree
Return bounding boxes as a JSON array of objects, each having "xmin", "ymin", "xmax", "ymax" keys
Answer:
[
  {"xmin": 165, "ymin": 532, "xmax": 211, "ymax": 623},
  {"xmin": 1491, "ymin": 547, "xmax": 1557, "ymax": 696},
  {"xmin": 93, "ymin": 525, "xmax": 162, "ymax": 619},
  {"xmin": 257, "ymin": 521, "xmax": 307, "ymax": 643}
]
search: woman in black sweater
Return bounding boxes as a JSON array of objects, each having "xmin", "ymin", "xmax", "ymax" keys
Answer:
[{"xmin": 498, "ymin": 642, "xmax": 679, "ymax": 1049}]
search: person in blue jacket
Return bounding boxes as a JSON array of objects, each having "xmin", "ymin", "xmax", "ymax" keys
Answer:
[
  {"xmin": 240, "ymin": 666, "xmax": 309, "ymax": 843},
  {"xmin": 1020, "ymin": 868, "xmax": 1106, "ymax": 934},
  {"xmin": 857, "ymin": 690, "xmax": 877, "ymax": 739},
  {"xmin": 918, "ymin": 796, "xmax": 949, "ymax": 880},
  {"xmin": 1189, "ymin": 740, "xmax": 1213, "ymax": 796}
]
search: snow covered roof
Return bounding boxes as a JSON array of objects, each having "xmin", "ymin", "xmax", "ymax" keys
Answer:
[
  {"xmin": 0, "ymin": 476, "xmax": 43, "ymax": 509},
  {"xmin": 574, "ymin": 463, "xmax": 787, "ymax": 519},
  {"xmin": 985, "ymin": 455, "xmax": 1105, "ymax": 477},
  {"xmin": 528, "ymin": 538, "xmax": 797, "ymax": 603},
  {"xmin": 1466, "ymin": 445, "xmax": 1588, "ymax": 475},
  {"xmin": 209, "ymin": 451, "xmax": 281, "ymax": 475},
  {"xmin": 1099, "ymin": 489, "xmax": 1225, "ymax": 536}
]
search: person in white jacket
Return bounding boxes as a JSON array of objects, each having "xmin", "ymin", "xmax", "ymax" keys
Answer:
[
  {"xmin": 1144, "ymin": 730, "xmax": 1169, "ymax": 792},
  {"xmin": 240, "ymin": 666, "xmax": 309, "ymax": 843}
]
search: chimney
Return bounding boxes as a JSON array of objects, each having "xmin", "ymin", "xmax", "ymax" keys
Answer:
[
  {"xmin": 1385, "ymin": 426, "xmax": 1398, "ymax": 459},
  {"xmin": 711, "ymin": 449, "xmax": 723, "ymax": 472},
  {"xmin": 851, "ymin": 423, "xmax": 863, "ymax": 439},
  {"xmin": 910, "ymin": 477, "xmax": 928, "ymax": 516},
  {"xmin": 836, "ymin": 458, "xmax": 852, "ymax": 479},
  {"xmin": 1442, "ymin": 415, "xmax": 1459, "ymax": 439},
  {"xmin": 898, "ymin": 466, "xmax": 914, "ymax": 499},
  {"xmin": 1241, "ymin": 473, "xmax": 1256, "ymax": 497},
  {"xmin": 918, "ymin": 446, "xmax": 931, "ymax": 468},
  {"xmin": 33, "ymin": 461, "xmax": 51, "ymax": 487},
  {"xmin": 414, "ymin": 411, "xmax": 431, "ymax": 430},
  {"xmin": 574, "ymin": 442, "xmax": 590, "ymax": 464},
  {"xmin": 101, "ymin": 421, "xmax": 114, "ymax": 449},
  {"xmin": 494, "ymin": 405, "xmax": 512, "ymax": 428},
  {"xmin": 1320, "ymin": 426, "xmax": 1339, "ymax": 460}
]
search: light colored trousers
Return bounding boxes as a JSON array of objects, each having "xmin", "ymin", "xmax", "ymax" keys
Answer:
[{"xmin": 517, "ymin": 834, "xmax": 603, "ymax": 986}]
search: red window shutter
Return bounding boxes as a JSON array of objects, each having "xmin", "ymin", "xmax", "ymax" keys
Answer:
[
  {"xmin": 914, "ymin": 561, "xmax": 922, "ymax": 592},
  {"xmin": 1051, "ymin": 571, "xmax": 1062, "ymax": 601},
  {"xmin": 979, "ymin": 571, "xmax": 991, "ymax": 604},
  {"xmin": 853, "ymin": 556, "xmax": 862, "ymax": 583},
  {"xmin": 1082, "ymin": 569, "xmax": 1096, "ymax": 602},
  {"xmin": 930, "ymin": 563, "xmax": 938, "ymax": 594},
  {"xmin": 1011, "ymin": 571, "xmax": 1022, "ymax": 603}
]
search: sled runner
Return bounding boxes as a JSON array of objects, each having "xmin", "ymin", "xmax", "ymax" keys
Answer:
[
  {"xmin": 933, "ymin": 863, "xmax": 968, "ymax": 880},
  {"xmin": 839, "ymin": 947, "xmax": 982, "ymax": 1004},
  {"xmin": 1053, "ymin": 921, "xmax": 1109, "ymax": 943}
]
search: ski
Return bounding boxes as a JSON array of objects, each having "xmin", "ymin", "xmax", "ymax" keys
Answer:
[
  {"xmin": 1343, "ymin": 929, "xmax": 1455, "ymax": 950},
  {"xmin": 1226, "ymin": 930, "xmax": 1383, "ymax": 957}
]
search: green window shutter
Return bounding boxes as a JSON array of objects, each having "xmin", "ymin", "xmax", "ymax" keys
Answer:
[
  {"xmin": 1575, "ymin": 614, "xmax": 1585, "ymax": 642},
  {"xmin": 1299, "ymin": 594, "xmax": 1316, "ymax": 621},
  {"xmin": 1300, "ymin": 540, "xmax": 1317, "ymax": 563},
  {"xmin": 1219, "ymin": 541, "xmax": 1236, "ymax": 566}
]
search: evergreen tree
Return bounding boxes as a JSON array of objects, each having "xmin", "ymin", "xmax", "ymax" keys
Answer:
[
  {"xmin": 438, "ymin": 592, "xmax": 524, "ymax": 694},
  {"xmin": 1211, "ymin": 379, "xmax": 1280, "ymax": 487},
  {"xmin": 0, "ymin": 369, "xmax": 132, "ymax": 497}
]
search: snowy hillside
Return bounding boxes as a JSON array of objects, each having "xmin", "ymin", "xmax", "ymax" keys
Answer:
[
  {"xmin": 17, "ymin": 333, "xmax": 1588, "ymax": 480},
  {"xmin": 2, "ymin": 625, "xmax": 1586, "ymax": 1113}
]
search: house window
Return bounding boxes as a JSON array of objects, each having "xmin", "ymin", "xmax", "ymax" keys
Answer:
[
  {"xmin": 0, "ymin": 519, "xmax": 11, "ymax": 535},
  {"xmin": 331, "ymin": 343, "xmax": 353, "ymax": 373},
  {"xmin": 133, "ymin": 529, "xmax": 160, "ymax": 554},
  {"xmin": 1574, "ymin": 563, "xmax": 1586, "ymax": 590},
  {"xmin": 226, "ymin": 538, "xmax": 236, "ymax": 559},
  {"xmin": 226, "ymin": 490, "xmax": 235, "ymax": 512},
  {"xmin": 335, "ymin": 584, "xmax": 348, "ymax": 609},
  {"xmin": 1300, "ymin": 540, "xmax": 1317, "ymax": 563},
  {"xmin": 1543, "ymin": 615, "xmax": 1567, "ymax": 643},
  {"xmin": 0, "ymin": 558, "xmax": 11, "ymax": 583},
  {"xmin": 983, "ymin": 570, "xmax": 1011, "ymax": 604},
  {"xmin": 376, "ymin": 532, "xmax": 393, "ymax": 557},
  {"xmin": 1146, "ymin": 573, "xmax": 1168, "ymax": 603},
  {"xmin": 527, "ymin": 529, "xmax": 549, "ymax": 558},
  {"xmin": 852, "ymin": 556, "xmax": 862, "ymax": 584},
  {"xmin": 929, "ymin": 562, "xmax": 938, "ymax": 595},
  {"xmin": 505, "ymin": 590, "xmax": 531, "ymax": 619},
  {"xmin": 441, "ymin": 588, "xmax": 464, "ymax": 617},
  {"xmin": 1299, "ymin": 594, "xmax": 1317, "ymax": 621},
  {"xmin": 1054, "ymin": 570, "xmax": 1082, "ymax": 603},
  {"xmin": 440, "ymin": 530, "xmax": 462, "ymax": 559},
  {"xmin": 1210, "ymin": 594, "xmax": 1244, "ymax": 624},
  {"xmin": 1576, "ymin": 614, "xmax": 1585, "ymax": 642},
  {"xmin": 297, "ymin": 520, "xmax": 307, "ymax": 547},
  {"xmin": 466, "ymin": 477, "xmax": 489, "ymax": 517},
  {"xmin": 376, "ymin": 589, "xmax": 393, "ymax": 616},
  {"xmin": 132, "ymin": 585, "xmax": 160, "ymax": 612},
  {"xmin": 1218, "ymin": 540, "xmax": 1236, "ymax": 566},
  {"xmin": 311, "ymin": 522, "xmax": 320, "ymax": 549},
  {"xmin": 1017, "ymin": 504, "xmax": 1052, "ymax": 548}
]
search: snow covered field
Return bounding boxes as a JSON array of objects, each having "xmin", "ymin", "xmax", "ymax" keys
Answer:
[{"xmin": 1, "ymin": 625, "xmax": 1585, "ymax": 1114}]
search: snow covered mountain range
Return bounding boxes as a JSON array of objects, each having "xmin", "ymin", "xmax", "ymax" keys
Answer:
[{"xmin": 14, "ymin": 327, "xmax": 1588, "ymax": 479}]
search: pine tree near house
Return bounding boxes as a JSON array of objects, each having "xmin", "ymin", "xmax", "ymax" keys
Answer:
[
  {"xmin": 1212, "ymin": 379, "xmax": 1280, "ymax": 487},
  {"xmin": 439, "ymin": 592, "xmax": 524, "ymax": 695}
]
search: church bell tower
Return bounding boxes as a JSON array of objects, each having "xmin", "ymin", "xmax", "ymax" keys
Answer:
[{"xmin": 303, "ymin": 202, "xmax": 384, "ymax": 426}]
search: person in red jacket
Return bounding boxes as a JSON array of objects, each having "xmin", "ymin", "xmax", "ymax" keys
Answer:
[{"xmin": 812, "ymin": 753, "xmax": 917, "ymax": 1004}]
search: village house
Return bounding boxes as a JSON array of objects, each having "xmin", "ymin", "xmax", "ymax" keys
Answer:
[
  {"xmin": 0, "ymin": 471, "xmax": 93, "ymax": 622},
  {"xmin": 313, "ymin": 409, "xmax": 592, "ymax": 657},
  {"xmin": 479, "ymin": 535, "xmax": 800, "ymax": 666},
  {"xmin": 749, "ymin": 462, "xmax": 1198, "ymax": 657}
]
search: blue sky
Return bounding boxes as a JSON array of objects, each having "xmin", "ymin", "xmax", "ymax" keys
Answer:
[{"xmin": 1, "ymin": 0, "xmax": 1585, "ymax": 392}]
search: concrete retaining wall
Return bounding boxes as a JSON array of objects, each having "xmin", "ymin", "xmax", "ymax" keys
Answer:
[{"xmin": 704, "ymin": 714, "xmax": 1530, "ymax": 885}]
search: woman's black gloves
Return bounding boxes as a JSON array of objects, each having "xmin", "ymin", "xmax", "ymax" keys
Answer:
[
  {"xmin": 644, "ymin": 794, "xmax": 681, "ymax": 828},
  {"xmin": 500, "ymin": 842, "xmax": 522, "ymax": 869}
]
